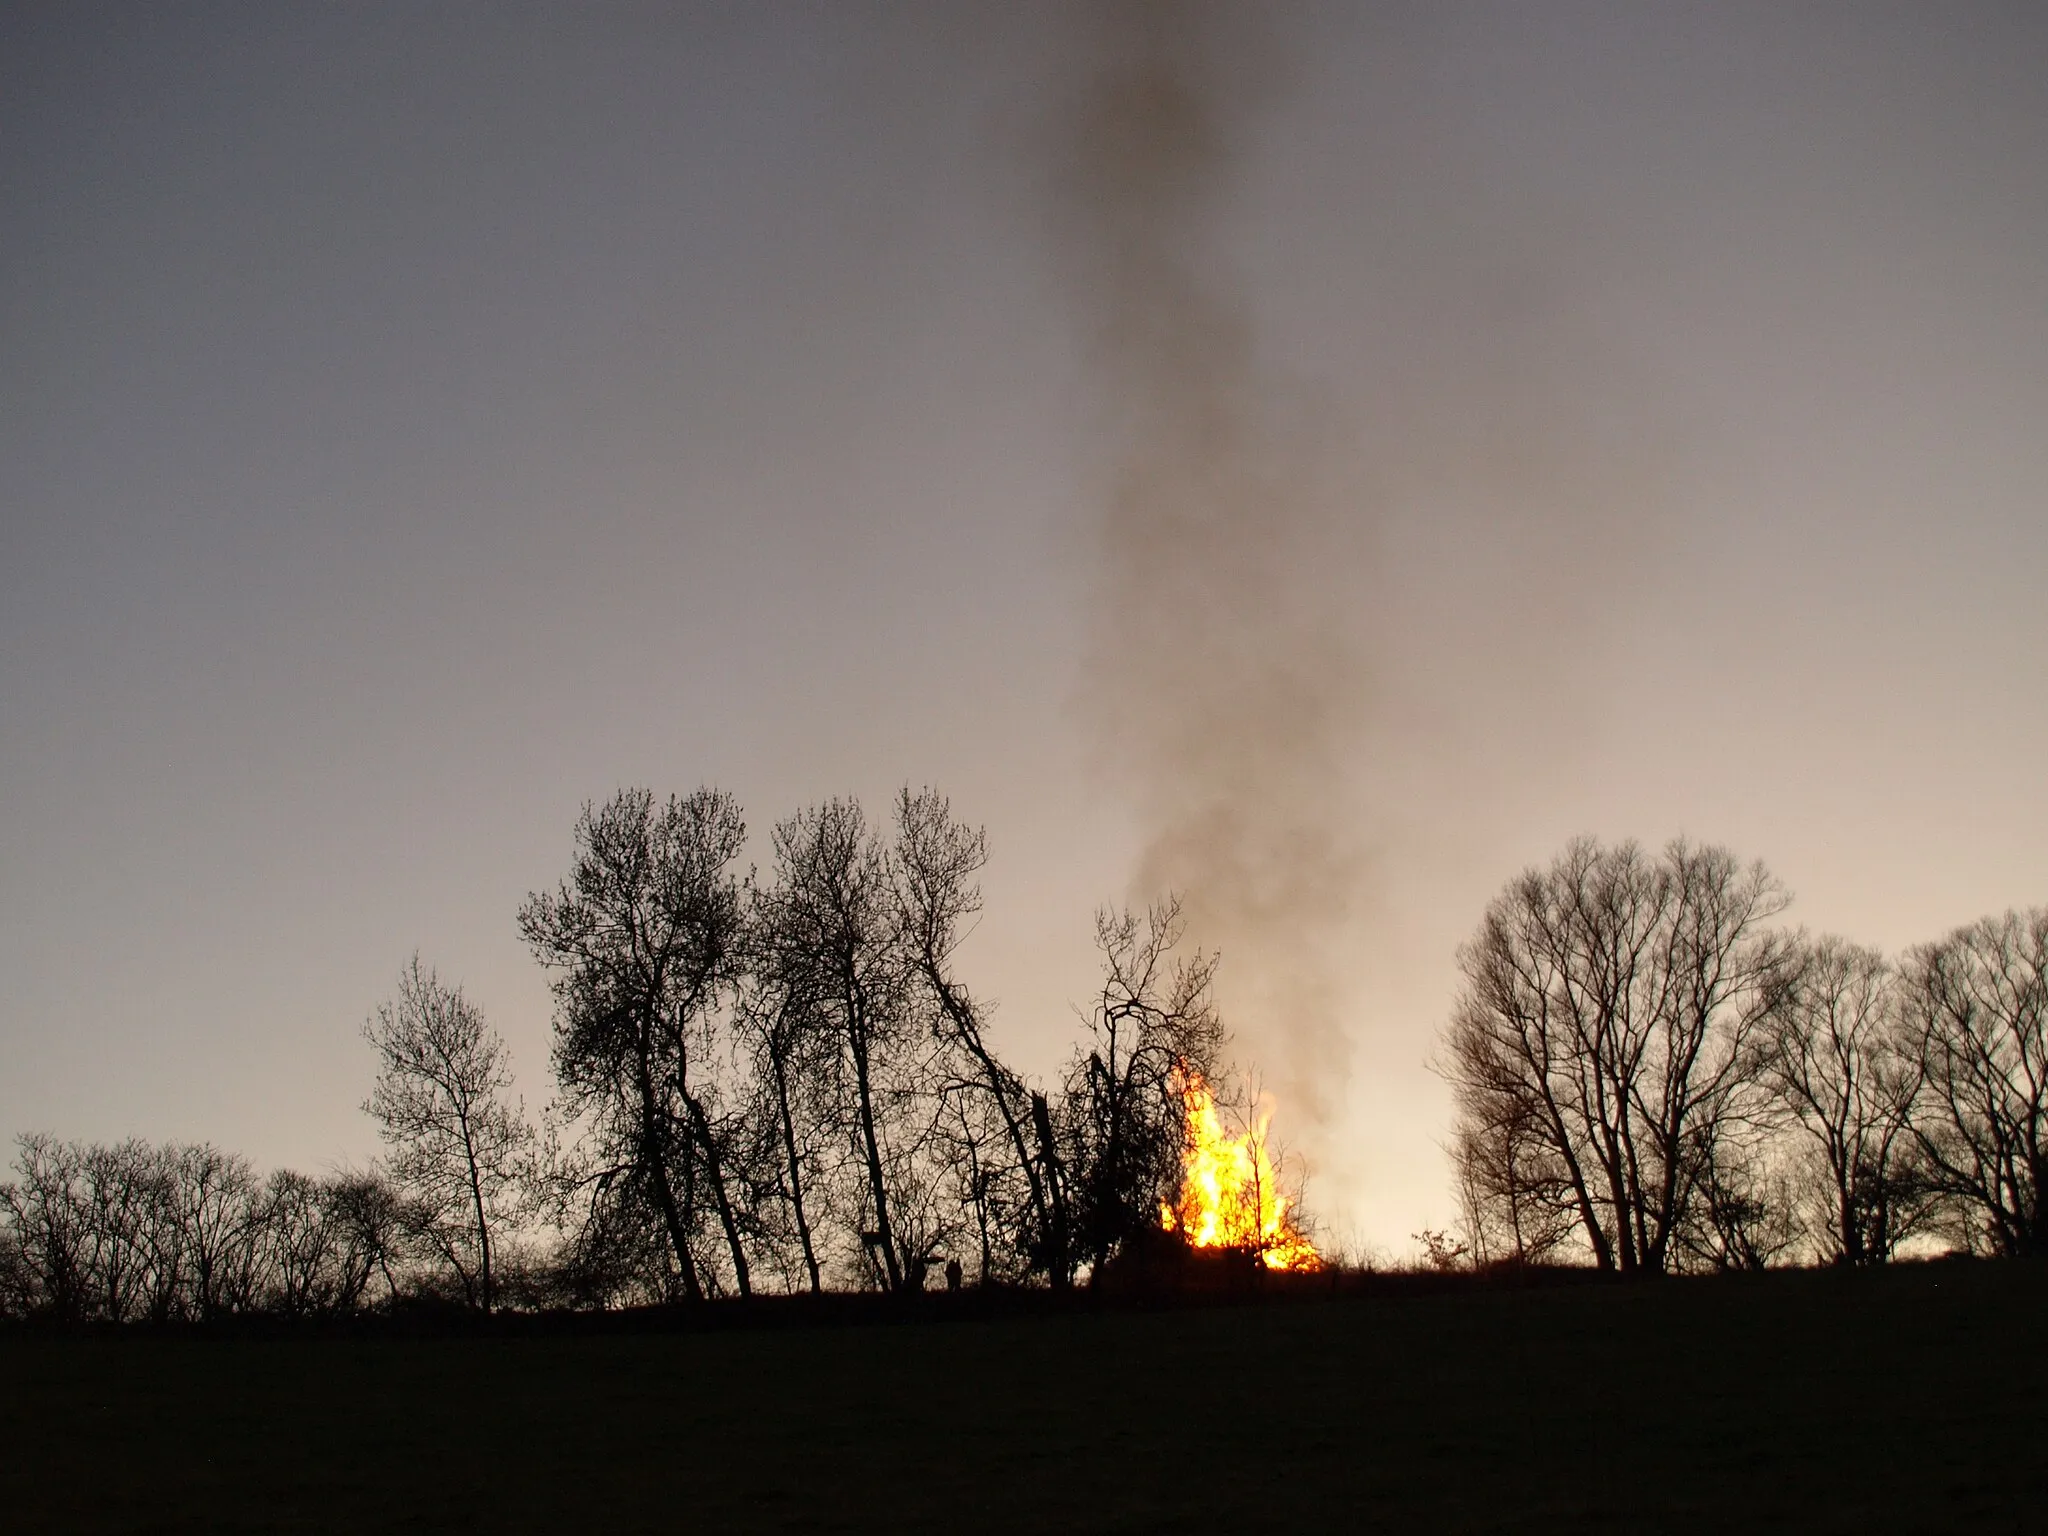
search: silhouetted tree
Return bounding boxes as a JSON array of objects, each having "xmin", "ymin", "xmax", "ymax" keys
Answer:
[
  {"xmin": 1441, "ymin": 838, "xmax": 1796, "ymax": 1274},
  {"xmin": 519, "ymin": 788, "xmax": 751, "ymax": 1300},
  {"xmin": 737, "ymin": 790, "xmax": 1043, "ymax": 1293},
  {"xmin": 755, "ymin": 799, "xmax": 923, "ymax": 1291},
  {"xmin": 732, "ymin": 941, "xmax": 839, "ymax": 1294},
  {"xmin": 0, "ymin": 1135, "xmax": 413, "ymax": 1322},
  {"xmin": 323, "ymin": 1171, "xmax": 408, "ymax": 1307},
  {"xmin": 262, "ymin": 1169, "xmax": 391, "ymax": 1317},
  {"xmin": 1448, "ymin": 1097, "xmax": 1580, "ymax": 1267},
  {"xmin": 164, "ymin": 1144, "xmax": 266, "ymax": 1319},
  {"xmin": 0, "ymin": 1223, "xmax": 26, "ymax": 1319},
  {"xmin": 890, "ymin": 787, "xmax": 1058, "ymax": 1284},
  {"xmin": 0, "ymin": 1134, "xmax": 91, "ymax": 1320},
  {"xmin": 76, "ymin": 1139, "xmax": 170, "ymax": 1322},
  {"xmin": 1761, "ymin": 938, "xmax": 1933, "ymax": 1264},
  {"xmin": 542, "ymin": 1171, "xmax": 681, "ymax": 1310},
  {"xmin": 363, "ymin": 956, "xmax": 533, "ymax": 1313},
  {"xmin": 1674, "ymin": 1124, "xmax": 1803, "ymax": 1272},
  {"xmin": 1057, "ymin": 899, "xmax": 1225, "ymax": 1280},
  {"xmin": 1901, "ymin": 908, "xmax": 2047, "ymax": 1257}
]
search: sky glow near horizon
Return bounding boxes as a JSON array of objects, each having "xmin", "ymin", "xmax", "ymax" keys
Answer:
[{"xmin": 3, "ymin": 2, "xmax": 2045, "ymax": 1257}]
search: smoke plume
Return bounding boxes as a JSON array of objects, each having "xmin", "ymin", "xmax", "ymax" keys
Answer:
[{"xmin": 1054, "ymin": 1, "xmax": 1364, "ymax": 1130}]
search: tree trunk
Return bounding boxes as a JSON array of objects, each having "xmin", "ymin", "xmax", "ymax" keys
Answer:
[
  {"xmin": 1837, "ymin": 1168, "xmax": 1862, "ymax": 1266},
  {"xmin": 925, "ymin": 964, "xmax": 1059, "ymax": 1284},
  {"xmin": 769, "ymin": 1043, "xmax": 822, "ymax": 1294},
  {"xmin": 1031, "ymin": 1092, "xmax": 1070, "ymax": 1285},
  {"xmin": 1543, "ymin": 1094, "xmax": 1613, "ymax": 1271},
  {"xmin": 637, "ymin": 1047, "xmax": 702, "ymax": 1302},
  {"xmin": 847, "ymin": 1007, "xmax": 900, "ymax": 1291},
  {"xmin": 461, "ymin": 1116, "xmax": 494, "ymax": 1316},
  {"xmin": 687, "ymin": 1091, "xmax": 751, "ymax": 1297}
]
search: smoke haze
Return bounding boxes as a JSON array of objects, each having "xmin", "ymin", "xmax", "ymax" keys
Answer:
[{"xmin": 1054, "ymin": 1, "xmax": 1365, "ymax": 1129}]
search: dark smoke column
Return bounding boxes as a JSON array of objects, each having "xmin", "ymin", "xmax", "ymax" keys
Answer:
[{"xmin": 1053, "ymin": 0, "xmax": 1364, "ymax": 1133}]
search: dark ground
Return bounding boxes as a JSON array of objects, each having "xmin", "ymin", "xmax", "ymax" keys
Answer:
[{"xmin": 3, "ymin": 1259, "xmax": 2043, "ymax": 1534}]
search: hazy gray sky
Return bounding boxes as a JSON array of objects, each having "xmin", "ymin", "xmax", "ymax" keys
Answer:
[{"xmin": 5, "ymin": 2, "xmax": 2044, "ymax": 1253}]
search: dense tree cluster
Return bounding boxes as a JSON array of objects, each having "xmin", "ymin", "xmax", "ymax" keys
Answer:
[
  {"xmin": 2, "ymin": 786, "xmax": 1242, "ymax": 1318},
  {"xmin": 0, "ymin": 1137, "xmax": 407, "ymax": 1322},
  {"xmin": 1442, "ymin": 837, "xmax": 2046, "ymax": 1271},
  {"xmin": 516, "ymin": 787, "xmax": 1232, "ymax": 1304}
]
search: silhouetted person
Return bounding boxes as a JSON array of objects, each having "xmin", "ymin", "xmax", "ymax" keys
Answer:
[{"xmin": 945, "ymin": 1257, "xmax": 963, "ymax": 1292}]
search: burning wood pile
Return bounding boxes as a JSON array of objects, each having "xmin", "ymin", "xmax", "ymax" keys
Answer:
[{"xmin": 1157, "ymin": 1068, "xmax": 1321, "ymax": 1272}]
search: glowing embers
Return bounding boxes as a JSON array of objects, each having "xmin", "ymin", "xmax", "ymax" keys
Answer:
[{"xmin": 1158, "ymin": 1067, "xmax": 1321, "ymax": 1271}]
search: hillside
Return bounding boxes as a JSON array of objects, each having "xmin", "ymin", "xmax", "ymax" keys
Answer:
[{"xmin": 5, "ymin": 1259, "xmax": 2043, "ymax": 1533}]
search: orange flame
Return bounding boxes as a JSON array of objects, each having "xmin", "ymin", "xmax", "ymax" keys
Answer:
[{"xmin": 1159, "ymin": 1067, "xmax": 1321, "ymax": 1271}]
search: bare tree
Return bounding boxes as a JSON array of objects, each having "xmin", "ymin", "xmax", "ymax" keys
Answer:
[
  {"xmin": 737, "ymin": 789, "xmax": 1046, "ymax": 1293},
  {"xmin": 1, "ymin": 1136, "xmax": 275, "ymax": 1322},
  {"xmin": 1440, "ymin": 838, "xmax": 1795, "ymax": 1274},
  {"xmin": 0, "ymin": 1222, "xmax": 27, "ymax": 1319},
  {"xmin": 165, "ymin": 1144, "xmax": 266, "ymax": 1319},
  {"xmin": 752, "ymin": 800, "xmax": 908, "ymax": 1289},
  {"xmin": 1057, "ymin": 898, "xmax": 1226, "ymax": 1281},
  {"xmin": 76, "ymin": 1139, "xmax": 170, "ymax": 1322},
  {"xmin": 1760, "ymin": 938, "xmax": 1933, "ymax": 1264},
  {"xmin": 1, "ymin": 1137, "xmax": 412, "ymax": 1322},
  {"xmin": 0, "ymin": 1134, "xmax": 91, "ymax": 1319},
  {"xmin": 1902, "ymin": 908, "xmax": 2047, "ymax": 1258},
  {"xmin": 320, "ymin": 1171, "xmax": 409, "ymax": 1311},
  {"xmin": 1673, "ymin": 1124, "xmax": 1804, "ymax": 1272},
  {"xmin": 890, "ymin": 787, "xmax": 1058, "ymax": 1285},
  {"xmin": 732, "ymin": 950, "xmax": 838, "ymax": 1294},
  {"xmin": 261, "ymin": 1170, "xmax": 350, "ymax": 1317},
  {"xmin": 1, "ymin": 1137, "xmax": 182, "ymax": 1322},
  {"xmin": 519, "ymin": 788, "xmax": 751, "ymax": 1300},
  {"xmin": 1448, "ymin": 1100, "xmax": 1580, "ymax": 1268},
  {"xmin": 363, "ymin": 956, "xmax": 533, "ymax": 1313},
  {"xmin": 245, "ymin": 1169, "xmax": 401, "ymax": 1317}
]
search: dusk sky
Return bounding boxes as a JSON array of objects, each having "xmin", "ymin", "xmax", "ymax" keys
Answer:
[{"xmin": 5, "ymin": 2, "xmax": 2045, "ymax": 1254}]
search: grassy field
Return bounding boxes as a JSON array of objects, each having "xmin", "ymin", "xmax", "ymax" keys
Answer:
[{"xmin": 3, "ymin": 1259, "xmax": 2043, "ymax": 1533}]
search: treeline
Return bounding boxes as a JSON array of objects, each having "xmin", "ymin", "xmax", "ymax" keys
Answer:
[
  {"xmin": 1, "ymin": 787, "xmax": 1258, "ymax": 1321},
  {"xmin": 0, "ymin": 1140, "xmax": 415, "ymax": 1323},
  {"xmin": 1442, "ymin": 837, "xmax": 2046, "ymax": 1271},
  {"xmin": 9, "ymin": 814, "xmax": 2039, "ymax": 1322}
]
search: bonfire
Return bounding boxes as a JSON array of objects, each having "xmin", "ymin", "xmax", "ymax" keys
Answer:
[{"xmin": 1158, "ymin": 1067, "xmax": 1321, "ymax": 1271}]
